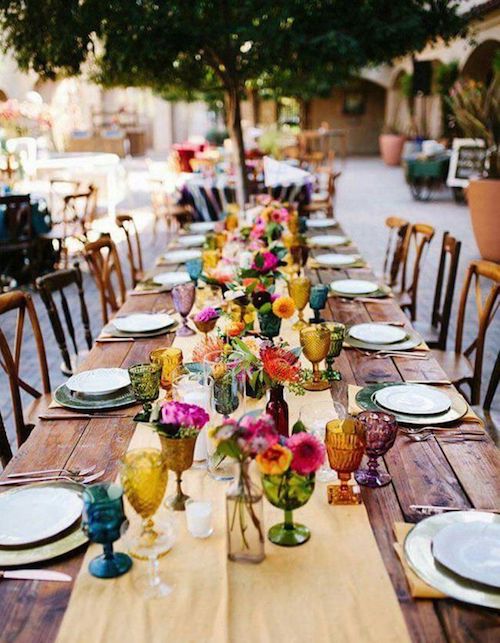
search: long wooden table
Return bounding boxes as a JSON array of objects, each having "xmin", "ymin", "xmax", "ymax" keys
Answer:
[{"xmin": 1, "ymin": 227, "xmax": 499, "ymax": 643}]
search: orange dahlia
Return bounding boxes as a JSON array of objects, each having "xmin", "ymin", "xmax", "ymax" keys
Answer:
[
  {"xmin": 272, "ymin": 296, "xmax": 295, "ymax": 319},
  {"xmin": 260, "ymin": 346, "xmax": 300, "ymax": 384},
  {"xmin": 257, "ymin": 443, "xmax": 292, "ymax": 475}
]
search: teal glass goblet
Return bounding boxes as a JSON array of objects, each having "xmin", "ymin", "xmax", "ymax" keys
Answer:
[
  {"xmin": 309, "ymin": 284, "xmax": 329, "ymax": 323},
  {"xmin": 82, "ymin": 483, "xmax": 132, "ymax": 579},
  {"xmin": 186, "ymin": 258, "xmax": 203, "ymax": 287},
  {"xmin": 324, "ymin": 322, "xmax": 346, "ymax": 381}
]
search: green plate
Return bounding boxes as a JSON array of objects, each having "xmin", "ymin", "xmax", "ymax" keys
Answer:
[
  {"xmin": 355, "ymin": 383, "xmax": 468, "ymax": 426},
  {"xmin": 345, "ymin": 327, "xmax": 422, "ymax": 352},
  {"xmin": 404, "ymin": 512, "xmax": 500, "ymax": 609},
  {"xmin": 0, "ymin": 482, "xmax": 88, "ymax": 567},
  {"xmin": 103, "ymin": 321, "xmax": 179, "ymax": 338},
  {"xmin": 54, "ymin": 383, "xmax": 136, "ymax": 411},
  {"xmin": 330, "ymin": 285, "xmax": 392, "ymax": 299}
]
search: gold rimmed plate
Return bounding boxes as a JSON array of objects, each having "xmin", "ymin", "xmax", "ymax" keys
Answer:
[{"xmin": 345, "ymin": 327, "xmax": 422, "ymax": 352}]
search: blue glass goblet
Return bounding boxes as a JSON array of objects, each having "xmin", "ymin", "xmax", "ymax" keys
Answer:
[
  {"xmin": 309, "ymin": 284, "xmax": 329, "ymax": 323},
  {"xmin": 82, "ymin": 483, "xmax": 133, "ymax": 579},
  {"xmin": 186, "ymin": 258, "xmax": 203, "ymax": 287}
]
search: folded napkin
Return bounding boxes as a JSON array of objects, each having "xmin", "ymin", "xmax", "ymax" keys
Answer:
[
  {"xmin": 393, "ymin": 522, "xmax": 446, "ymax": 599},
  {"xmin": 347, "ymin": 385, "xmax": 484, "ymax": 427}
]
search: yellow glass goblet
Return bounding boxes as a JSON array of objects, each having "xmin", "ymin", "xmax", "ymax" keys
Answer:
[
  {"xmin": 289, "ymin": 277, "xmax": 311, "ymax": 330},
  {"xmin": 300, "ymin": 325, "xmax": 331, "ymax": 391},
  {"xmin": 325, "ymin": 417, "xmax": 365, "ymax": 505},
  {"xmin": 121, "ymin": 448, "xmax": 169, "ymax": 560}
]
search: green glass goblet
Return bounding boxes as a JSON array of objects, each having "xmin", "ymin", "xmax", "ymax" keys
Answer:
[
  {"xmin": 128, "ymin": 362, "xmax": 161, "ymax": 422},
  {"xmin": 309, "ymin": 284, "xmax": 329, "ymax": 323},
  {"xmin": 186, "ymin": 258, "xmax": 203, "ymax": 287},
  {"xmin": 324, "ymin": 322, "xmax": 346, "ymax": 381}
]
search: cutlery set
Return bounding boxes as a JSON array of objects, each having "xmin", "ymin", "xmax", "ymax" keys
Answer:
[
  {"xmin": 0, "ymin": 570, "xmax": 72, "ymax": 583},
  {"xmin": 410, "ymin": 504, "xmax": 500, "ymax": 517},
  {"xmin": 0, "ymin": 468, "xmax": 105, "ymax": 486},
  {"xmin": 39, "ymin": 413, "xmax": 134, "ymax": 421},
  {"xmin": 401, "ymin": 427, "xmax": 485, "ymax": 443}
]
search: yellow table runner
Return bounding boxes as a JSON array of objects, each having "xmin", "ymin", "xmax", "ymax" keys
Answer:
[{"xmin": 56, "ymin": 301, "xmax": 411, "ymax": 643}]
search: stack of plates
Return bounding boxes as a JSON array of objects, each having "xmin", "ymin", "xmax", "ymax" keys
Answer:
[
  {"xmin": 316, "ymin": 253, "xmax": 362, "ymax": 268},
  {"xmin": 345, "ymin": 322, "xmax": 422, "ymax": 351},
  {"xmin": 356, "ymin": 382, "xmax": 468, "ymax": 426},
  {"xmin": 54, "ymin": 367, "xmax": 135, "ymax": 410},
  {"xmin": 0, "ymin": 482, "xmax": 88, "ymax": 566},
  {"xmin": 309, "ymin": 234, "xmax": 349, "ymax": 248},
  {"xmin": 330, "ymin": 279, "xmax": 389, "ymax": 299},
  {"xmin": 159, "ymin": 249, "xmax": 202, "ymax": 265},
  {"xmin": 107, "ymin": 312, "xmax": 177, "ymax": 339},
  {"xmin": 404, "ymin": 511, "xmax": 500, "ymax": 608},
  {"xmin": 177, "ymin": 234, "xmax": 206, "ymax": 247},
  {"xmin": 189, "ymin": 221, "xmax": 216, "ymax": 233}
]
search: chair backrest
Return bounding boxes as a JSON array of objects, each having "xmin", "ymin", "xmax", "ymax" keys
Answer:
[
  {"xmin": 62, "ymin": 184, "xmax": 98, "ymax": 232},
  {"xmin": 49, "ymin": 179, "xmax": 82, "ymax": 219},
  {"xmin": 383, "ymin": 216, "xmax": 411, "ymax": 287},
  {"xmin": 36, "ymin": 263, "xmax": 93, "ymax": 376},
  {"xmin": 83, "ymin": 237, "xmax": 126, "ymax": 324},
  {"xmin": 0, "ymin": 411, "xmax": 13, "ymax": 469},
  {"xmin": 0, "ymin": 291, "xmax": 50, "ymax": 446},
  {"xmin": 0, "ymin": 194, "xmax": 33, "ymax": 242},
  {"xmin": 116, "ymin": 213, "xmax": 144, "ymax": 287},
  {"xmin": 401, "ymin": 223, "xmax": 435, "ymax": 320},
  {"xmin": 455, "ymin": 259, "xmax": 500, "ymax": 405},
  {"xmin": 429, "ymin": 232, "xmax": 461, "ymax": 350}
]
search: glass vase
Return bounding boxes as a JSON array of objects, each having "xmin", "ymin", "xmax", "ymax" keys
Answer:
[
  {"xmin": 226, "ymin": 462, "xmax": 265, "ymax": 564},
  {"xmin": 261, "ymin": 471, "xmax": 315, "ymax": 546},
  {"xmin": 258, "ymin": 311, "xmax": 282, "ymax": 339},
  {"xmin": 265, "ymin": 385, "xmax": 289, "ymax": 438}
]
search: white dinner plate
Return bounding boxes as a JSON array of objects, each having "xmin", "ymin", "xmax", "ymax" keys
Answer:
[
  {"xmin": 0, "ymin": 486, "xmax": 83, "ymax": 546},
  {"xmin": 189, "ymin": 221, "xmax": 216, "ymax": 233},
  {"xmin": 306, "ymin": 219, "xmax": 337, "ymax": 229},
  {"xmin": 177, "ymin": 234, "xmax": 205, "ymax": 247},
  {"xmin": 154, "ymin": 271, "xmax": 191, "ymax": 287},
  {"xmin": 309, "ymin": 234, "xmax": 348, "ymax": 248},
  {"xmin": 348, "ymin": 323, "xmax": 407, "ymax": 345},
  {"xmin": 374, "ymin": 384, "xmax": 451, "ymax": 416},
  {"xmin": 316, "ymin": 253, "xmax": 360, "ymax": 267},
  {"xmin": 113, "ymin": 313, "xmax": 175, "ymax": 333},
  {"xmin": 432, "ymin": 522, "xmax": 500, "ymax": 589},
  {"xmin": 66, "ymin": 368, "xmax": 130, "ymax": 396},
  {"xmin": 159, "ymin": 249, "xmax": 202, "ymax": 264},
  {"xmin": 330, "ymin": 279, "xmax": 379, "ymax": 295}
]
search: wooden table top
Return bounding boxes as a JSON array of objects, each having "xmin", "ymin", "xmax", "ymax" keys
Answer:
[{"xmin": 1, "ymin": 226, "xmax": 499, "ymax": 643}]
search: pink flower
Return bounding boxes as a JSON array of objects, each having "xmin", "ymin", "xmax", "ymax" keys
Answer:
[
  {"xmin": 239, "ymin": 413, "xmax": 279, "ymax": 455},
  {"xmin": 160, "ymin": 401, "xmax": 209, "ymax": 431},
  {"xmin": 252, "ymin": 251, "xmax": 279, "ymax": 273},
  {"xmin": 287, "ymin": 433, "xmax": 325, "ymax": 475},
  {"xmin": 194, "ymin": 307, "xmax": 219, "ymax": 322}
]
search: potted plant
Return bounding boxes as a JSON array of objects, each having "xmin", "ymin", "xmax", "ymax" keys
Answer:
[
  {"xmin": 447, "ymin": 61, "xmax": 500, "ymax": 262},
  {"xmin": 379, "ymin": 123, "xmax": 406, "ymax": 166}
]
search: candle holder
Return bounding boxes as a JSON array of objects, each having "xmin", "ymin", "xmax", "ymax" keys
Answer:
[
  {"xmin": 288, "ymin": 276, "xmax": 311, "ymax": 331},
  {"xmin": 309, "ymin": 284, "xmax": 329, "ymax": 323},
  {"xmin": 326, "ymin": 416, "xmax": 365, "ymax": 505},
  {"xmin": 300, "ymin": 325, "xmax": 331, "ymax": 391},
  {"xmin": 324, "ymin": 322, "xmax": 346, "ymax": 381}
]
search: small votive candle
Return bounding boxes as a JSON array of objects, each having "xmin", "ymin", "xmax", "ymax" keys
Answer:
[{"xmin": 185, "ymin": 500, "xmax": 213, "ymax": 538}]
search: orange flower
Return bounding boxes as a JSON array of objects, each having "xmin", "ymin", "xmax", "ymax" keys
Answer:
[
  {"xmin": 227, "ymin": 321, "xmax": 245, "ymax": 337},
  {"xmin": 260, "ymin": 346, "xmax": 300, "ymax": 384},
  {"xmin": 257, "ymin": 444, "xmax": 292, "ymax": 475},
  {"xmin": 272, "ymin": 296, "xmax": 295, "ymax": 319},
  {"xmin": 192, "ymin": 336, "xmax": 224, "ymax": 363}
]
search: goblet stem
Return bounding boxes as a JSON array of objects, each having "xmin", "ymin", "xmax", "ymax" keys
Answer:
[
  {"xmin": 103, "ymin": 542, "xmax": 114, "ymax": 560},
  {"xmin": 338, "ymin": 473, "xmax": 353, "ymax": 503},
  {"xmin": 284, "ymin": 509, "xmax": 294, "ymax": 530},
  {"xmin": 312, "ymin": 363, "xmax": 321, "ymax": 384}
]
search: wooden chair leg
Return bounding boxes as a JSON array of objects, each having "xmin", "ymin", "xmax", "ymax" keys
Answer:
[
  {"xmin": 0, "ymin": 413, "xmax": 13, "ymax": 468},
  {"xmin": 484, "ymin": 351, "xmax": 500, "ymax": 411}
]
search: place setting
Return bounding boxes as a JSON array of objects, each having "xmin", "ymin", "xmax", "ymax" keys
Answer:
[
  {"xmin": 308, "ymin": 234, "xmax": 350, "ymax": 248},
  {"xmin": 176, "ymin": 234, "xmax": 206, "ymax": 248},
  {"xmin": 329, "ymin": 278, "xmax": 392, "ymax": 300},
  {"xmin": 305, "ymin": 218, "xmax": 339, "ymax": 230},
  {"xmin": 131, "ymin": 271, "xmax": 191, "ymax": 295},
  {"xmin": 188, "ymin": 221, "xmax": 216, "ymax": 233},
  {"xmin": 344, "ymin": 321, "xmax": 426, "ymax": 356},
  {"xmin": 99, "ymin": 312, "xmax": 179, "ymax": 340},
  {"xmin": 156, "ymin": 248, "xmax": 202, "ymax": 266},
  {"xmin": 315, "ymin": 252, "xmax": 366, "ymax": 269}
]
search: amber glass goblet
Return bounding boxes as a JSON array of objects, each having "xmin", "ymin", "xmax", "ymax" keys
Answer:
[
  {"xmin": 326, "ymin": 416, "xmax": 365, "ymax": 504},
  {"xmin": 300, "ymin": 325, "xmax": 331, "ymax": 391},
  {"xmin": 288, "ymin": 277, "xmax": 311, "ymax": 331},
  {"xmin": 324, "ymin": 322, "xmax": 346, "ymax": 381},
  {"xmin": 354, "ymin": 411, "xmax": 398, "ymax": 488},
  {"xmin": 149, "ymin": 346, "xmax": 183, "ymax": 395}
]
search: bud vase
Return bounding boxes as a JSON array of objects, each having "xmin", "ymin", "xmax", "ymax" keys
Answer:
[
  {"xmin": 226, "ymin": 461, "xmax": 265, "ymax": 564},
  {"xmin": 258, "ymin": 311, "xmax": 281, "ymax": 339},
  {"xmin": 265, "ymin": 384, "xmax": 289, "ymax": 437}
]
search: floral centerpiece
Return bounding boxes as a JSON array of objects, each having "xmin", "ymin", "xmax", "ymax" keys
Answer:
[
  {"xmin": 212, "ymin": 412, "xmax": 279, "ymax": 563},
  {"xmin": 252, "ymin": 285, "xmax": 295, "ymax": 340},
  {"xmin": 257, "ymin": 432, "xmax": 325, "ymax": 546},
  {"xmin": 192, "ymin": 306, "xmax": 221, "ymax": 339},
  {"xmin": 240, "ymin": 246, "xmax": 287, "ymax": 286},
  {"xmin": 152, "ymin": 400, "xmax": 209, "ymax": 510}
]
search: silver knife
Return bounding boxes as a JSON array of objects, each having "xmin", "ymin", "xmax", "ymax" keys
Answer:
[
  {"xmin": 0, "ymin": 569, "xmax": 72, "ymax": 582},
  {"xmin": 410, "ymin": 504, "xmax": 500, "ymax": 517}
]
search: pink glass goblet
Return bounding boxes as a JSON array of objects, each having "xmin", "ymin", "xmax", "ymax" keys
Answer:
[
  {"xmin": 354, "ymin": 411, "xmax": 398, "ymax": 488},
  {"xmin": 172, "ymin": 282, "xmax": 196, "ymax": 336}
]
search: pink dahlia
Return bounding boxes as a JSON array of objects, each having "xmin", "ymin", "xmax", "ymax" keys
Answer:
[
  {"xmin": 287, "ymin": 433, "xmax": 325, "ymax": 475},
  {"xmin": 194, "ymin": 307, "xmax": 219, "ymax": 322},
  {"xmin": 239, "ymin": 413, "xmax": 279, "ymax": 455},
  {"xmin": 160, "ymin": 401, "xmax": 209, "ymax": 430},
  {"xmin": 252, "ymin": 251, "xmax": 279, "ymax": 273}
]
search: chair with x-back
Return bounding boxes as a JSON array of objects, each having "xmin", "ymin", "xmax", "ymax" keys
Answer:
[
  {"xmin": 396, "ymin": 223, "xmax": 435, "ymax": 320},
  {"xmin": 36, "ymin": 263, "xmax": 93, "ymax": 376},
  {"xmin": 0, "ymin": 291, "xmax": 51, "ymax": 448},
  {"xmin": 382, "ymin": 217, "xmax": 411, "ymax": 288},
  {"xmin": 83, "ymin": 236, "xmax": 127, "ymax": 325},
  {"xmin": 0, "ymin": 412, "xmax": 13, "ymax": 468},
  {"xmin": 116, "ymin": 213, "xmax": 144, "ymax": 287}
]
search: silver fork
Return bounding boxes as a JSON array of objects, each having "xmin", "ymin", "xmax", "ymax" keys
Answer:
[
  {"xmin": 7, "ymin": 464, "xmax": 97, "ymax": 479},
  {"xmin": 0, "ymin": 469, "xmax": 105, "ymax": 486}
]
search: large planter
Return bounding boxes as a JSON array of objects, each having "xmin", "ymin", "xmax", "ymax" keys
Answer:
[
  {"xmin": 467, "ymin": 179, "xmax": 500, "ymax": 262},
  {"xmin": 379, "ymin": 134, "xmax": 406, "ymax": 166}
]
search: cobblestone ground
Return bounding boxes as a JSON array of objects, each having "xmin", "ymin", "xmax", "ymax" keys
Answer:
[{"xmin": 0, "ymin": 157, "xmax": 498, "ymax": 453}]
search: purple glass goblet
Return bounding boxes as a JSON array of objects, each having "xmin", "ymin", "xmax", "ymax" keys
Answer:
[
  {"xmin": 172, "ymin": 282, "xmax": 196, "ymax": 336},
  {"xmin": 354, "ymin": 410, "xmax": 398, "ymax": 488}
]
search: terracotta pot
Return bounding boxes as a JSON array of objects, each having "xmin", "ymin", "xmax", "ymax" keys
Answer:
[
  {"xmin": 379, "ymin": 134, "xmax": 406, "ymax": 166},
  {"xmin": 467, "ymin": 179, "xmax": 500, "ymax": 262}
]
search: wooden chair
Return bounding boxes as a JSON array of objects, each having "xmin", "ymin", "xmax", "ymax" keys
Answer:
[
  {"xmin": 0, "ymin": 194, "xmax": 38, "ymax": 284},
  {"xmin": 432, "ymin": 259, "xmax": 500, "ymax": 405},
  {"xmin": 382, "ymin": 217, "xmax": 411, "ymax": 288},
  {"xmin": 83, "ymin": 237, "xmax": 127, "ymax": 325},
  {"xmin": 0, "ymin": 412, "xmax": 13, "ymax": 468},
  {"xmin": 302, "ymin": 168, "xmax": 340, "ymax": 219},
  {"xmin": 116, "ymin": 213, "xmax": 144, "ymax": 287},
  {"xmin": 484, "ymin": 350, "xmax": 499, "ymax": 413},
  {"xmin": 150, "ymin": 180, "xmax": 192, "ymax": 235},
  {"xmin": 36, "ymin": 263, "xmax": 93, "ymax": 376},
  {"xmin": 412, "ymin": 232, "xmax": 461, "ymax": 349},
  {"xmin": 396, "ymin": 223, "xmax": 435, "ymax": 320},
  {"xmin": 0, "ymin": 291, "xmax": 51, "ymax": 447}
]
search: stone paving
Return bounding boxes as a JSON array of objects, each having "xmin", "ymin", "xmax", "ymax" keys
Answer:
[{"xmin": 0, "ymin": 157, "xmax": 498, "ymax": 454}]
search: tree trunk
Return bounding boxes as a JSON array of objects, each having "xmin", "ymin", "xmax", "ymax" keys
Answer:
[
  {"xmin": 225, "ymin": 87, "xmax": 249, "ymax": 207},
  {"xmin": 299, "ymin": 98, "xmax": 311, "ymax": 130}
]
